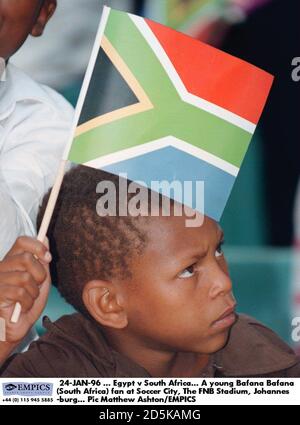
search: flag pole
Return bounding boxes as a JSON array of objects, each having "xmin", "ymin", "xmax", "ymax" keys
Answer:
[
  {"xmin": 7, "ymin": 5, "xmax": 112, "ymax": 327},
  {"xmin": 10, "ymin": 159, "xmax": 67, "ymax": 324}
]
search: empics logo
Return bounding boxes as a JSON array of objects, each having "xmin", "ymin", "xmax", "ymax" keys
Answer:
[
  {"xmin": 4, "ymin": 384, "xmax": 17, "ymax": 392},
  {"xmin": 3, "ymin": 382, "xmax": 53, "ymax": 397}
]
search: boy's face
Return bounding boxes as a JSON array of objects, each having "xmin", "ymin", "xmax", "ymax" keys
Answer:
[
  {"xmin": 0, "ymin": 0, "xmax": 56, "ymax": 60},
  {"xmin": 121, "ymin": 214, "xmax": 236, "ymax": 355}
]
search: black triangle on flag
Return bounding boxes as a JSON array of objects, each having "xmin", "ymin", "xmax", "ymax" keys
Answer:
[{"xmin": 78, "ymin": 46, "xmax": 139, "ymax": 126}]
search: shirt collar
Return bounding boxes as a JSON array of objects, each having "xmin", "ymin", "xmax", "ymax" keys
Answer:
[
  {"xmin": 113, "ymin": 314, "xmax": 300, "ymax": 378},
  {"xmin": 43, "ymin": 313, "xmax": 299, "ymax": 378},
  {"xmin": 0, "ymin": 62, "xmax": 15, "ymax": 120},
  {"xmin": 0, "ymin": 58, "xmax": 6, "ymax": 82},
  {"xmin": 211, "ymin": 314, "xmax": 299, "ymax": 377}
]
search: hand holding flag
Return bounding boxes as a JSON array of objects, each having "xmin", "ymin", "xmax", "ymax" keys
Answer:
[{"xmin": 0, "ymin": 237, "xmax": 51, "ymax": 343}]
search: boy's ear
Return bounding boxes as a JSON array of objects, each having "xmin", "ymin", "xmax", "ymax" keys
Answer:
[
  {"xmin": 31, "ymin": 0, "xmax": 57, "ymax": 37},
  {"xmin": 82, "ymin": 280, "xmax": 128, "ymax": 329}
]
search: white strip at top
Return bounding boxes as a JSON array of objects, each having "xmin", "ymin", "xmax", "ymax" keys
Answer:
[
  {"xmin": 84, "ymin": 135, "xmax": 239, "ymax": 177},
  {"xmin": 129, "ymin": 13, "xmax": 256, "ymax": 135}
]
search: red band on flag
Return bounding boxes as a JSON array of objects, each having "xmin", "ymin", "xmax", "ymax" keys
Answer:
[{"xmin": 146, "ymin": 18, "xmax": 274, "ymax": 125}]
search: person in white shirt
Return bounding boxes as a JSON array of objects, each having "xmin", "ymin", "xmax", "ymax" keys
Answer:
[
  {"xmin": 0, "ymin": 0, "xmax": 73, "ymax": 259},
  {"xmin": 0, "ymin": 63, "xmax": 73, "ymax": 259},
  {"xmin": 0, "ymin": 0, "xmax": 73, "ymax": 346}
]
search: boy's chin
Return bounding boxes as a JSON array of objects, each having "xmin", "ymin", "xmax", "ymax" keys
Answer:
[{"xmin": 197, "ymin": 328, "xmax": 231, "ymax": 354}]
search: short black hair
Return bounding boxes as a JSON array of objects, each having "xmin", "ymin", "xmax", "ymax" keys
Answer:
[{"xmin": 38, "ymin": 165, "xmax": 163, "ymax": 316}]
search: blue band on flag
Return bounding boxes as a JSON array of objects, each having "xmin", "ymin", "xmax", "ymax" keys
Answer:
[{"xmin": 101, "ymin": 146, "xmax": 235, "ymax": 221}]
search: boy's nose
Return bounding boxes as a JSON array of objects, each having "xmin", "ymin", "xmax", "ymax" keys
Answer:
[{"xmin": 208, "ymin": 263, "xmax": 233, "ymax": 299}]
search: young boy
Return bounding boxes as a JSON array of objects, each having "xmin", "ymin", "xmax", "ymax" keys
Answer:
[
  {"xmin": 0, "ymin": 0, "xmax": 73, "ymax": 258},
  {"xmin": 0, "ymin": 165, "xmax": 299, "ymax": 377}
]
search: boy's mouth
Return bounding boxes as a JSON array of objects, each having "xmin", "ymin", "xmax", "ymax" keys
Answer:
[{"xmin": 211, "ymin": 306, "xmax": 237, "ymax": 330}]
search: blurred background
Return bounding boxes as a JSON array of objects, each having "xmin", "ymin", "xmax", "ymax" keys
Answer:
[{"xmin": 12, "ymin": 0, "xmax": 300, "ymax": 348}]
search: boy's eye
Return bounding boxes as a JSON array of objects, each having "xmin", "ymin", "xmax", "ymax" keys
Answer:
[
  {"xmin": 215, "ymin": 241, "xmax": 224, "ymax": 258},
  {"xmin": 178, "ymin": 264, "xmax": 196, "ymax": 279}
]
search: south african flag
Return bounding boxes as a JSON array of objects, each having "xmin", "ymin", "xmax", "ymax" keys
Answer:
[{"xmin": 65, "ymin": 6, "xmax": 273, "ymax": 221}]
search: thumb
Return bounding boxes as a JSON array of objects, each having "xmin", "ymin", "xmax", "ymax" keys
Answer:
[{"xmin": 43, "ymin": 236, "xmax": 50, "ymax": 250}]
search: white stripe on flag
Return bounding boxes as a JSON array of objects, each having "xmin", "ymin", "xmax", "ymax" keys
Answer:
[
  {"xmin": 129, "ymin": 13, "xmax": 256, "ymax": 135},
  {"xmin": 84, "ymin": 135, "xmax": 239, "ymax": 177}
]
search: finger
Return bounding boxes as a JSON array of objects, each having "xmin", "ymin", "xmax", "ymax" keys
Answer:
[
  {"xmin": 0, "ymin": 253, "xmax": 47, "ymax": 284},
  {"xmin": 43, "ymin": 236, "xmax": 50, "ymax": 250},
  {"xmin": 38, "ymin": 237, "xmax": 52, "ymax": 267},
  {"xmin": 0, "ymin": 284, "xmax": 35, "ymax": 313},
  {"xmin": 0, "ymin": 271, "xmax": 40, "ymax": 299},
  {"xmin": 5, "ymin": 236, "xmax": 51, "ymax": 263}
]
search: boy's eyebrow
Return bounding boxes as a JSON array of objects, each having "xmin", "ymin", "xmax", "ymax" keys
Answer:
[
  {"xmin": 175, "ymin": 227, "xmax": 225, "ymax": 264},
  {"xmin": 175, "ymin": 249, "xmax": 208, "ymax": 266}
]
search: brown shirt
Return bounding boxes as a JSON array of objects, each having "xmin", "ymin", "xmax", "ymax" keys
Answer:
[{"xmin": 1, "ymin": 313, "xmax": 300, "ymax": 377}]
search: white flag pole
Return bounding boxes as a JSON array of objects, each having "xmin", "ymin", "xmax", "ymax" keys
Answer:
[
  {"xmin": 9, "ymin": 6, "xmax": 111, "ymax": 326},
  {"xmin": 9, "ymin": 159, "xmax": 67, "ymax": 324}
]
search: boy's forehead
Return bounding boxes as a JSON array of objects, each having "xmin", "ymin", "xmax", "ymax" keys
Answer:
[{"xmin": 144, "ymin": 214, "xmax": 221, "ymax": 256}]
